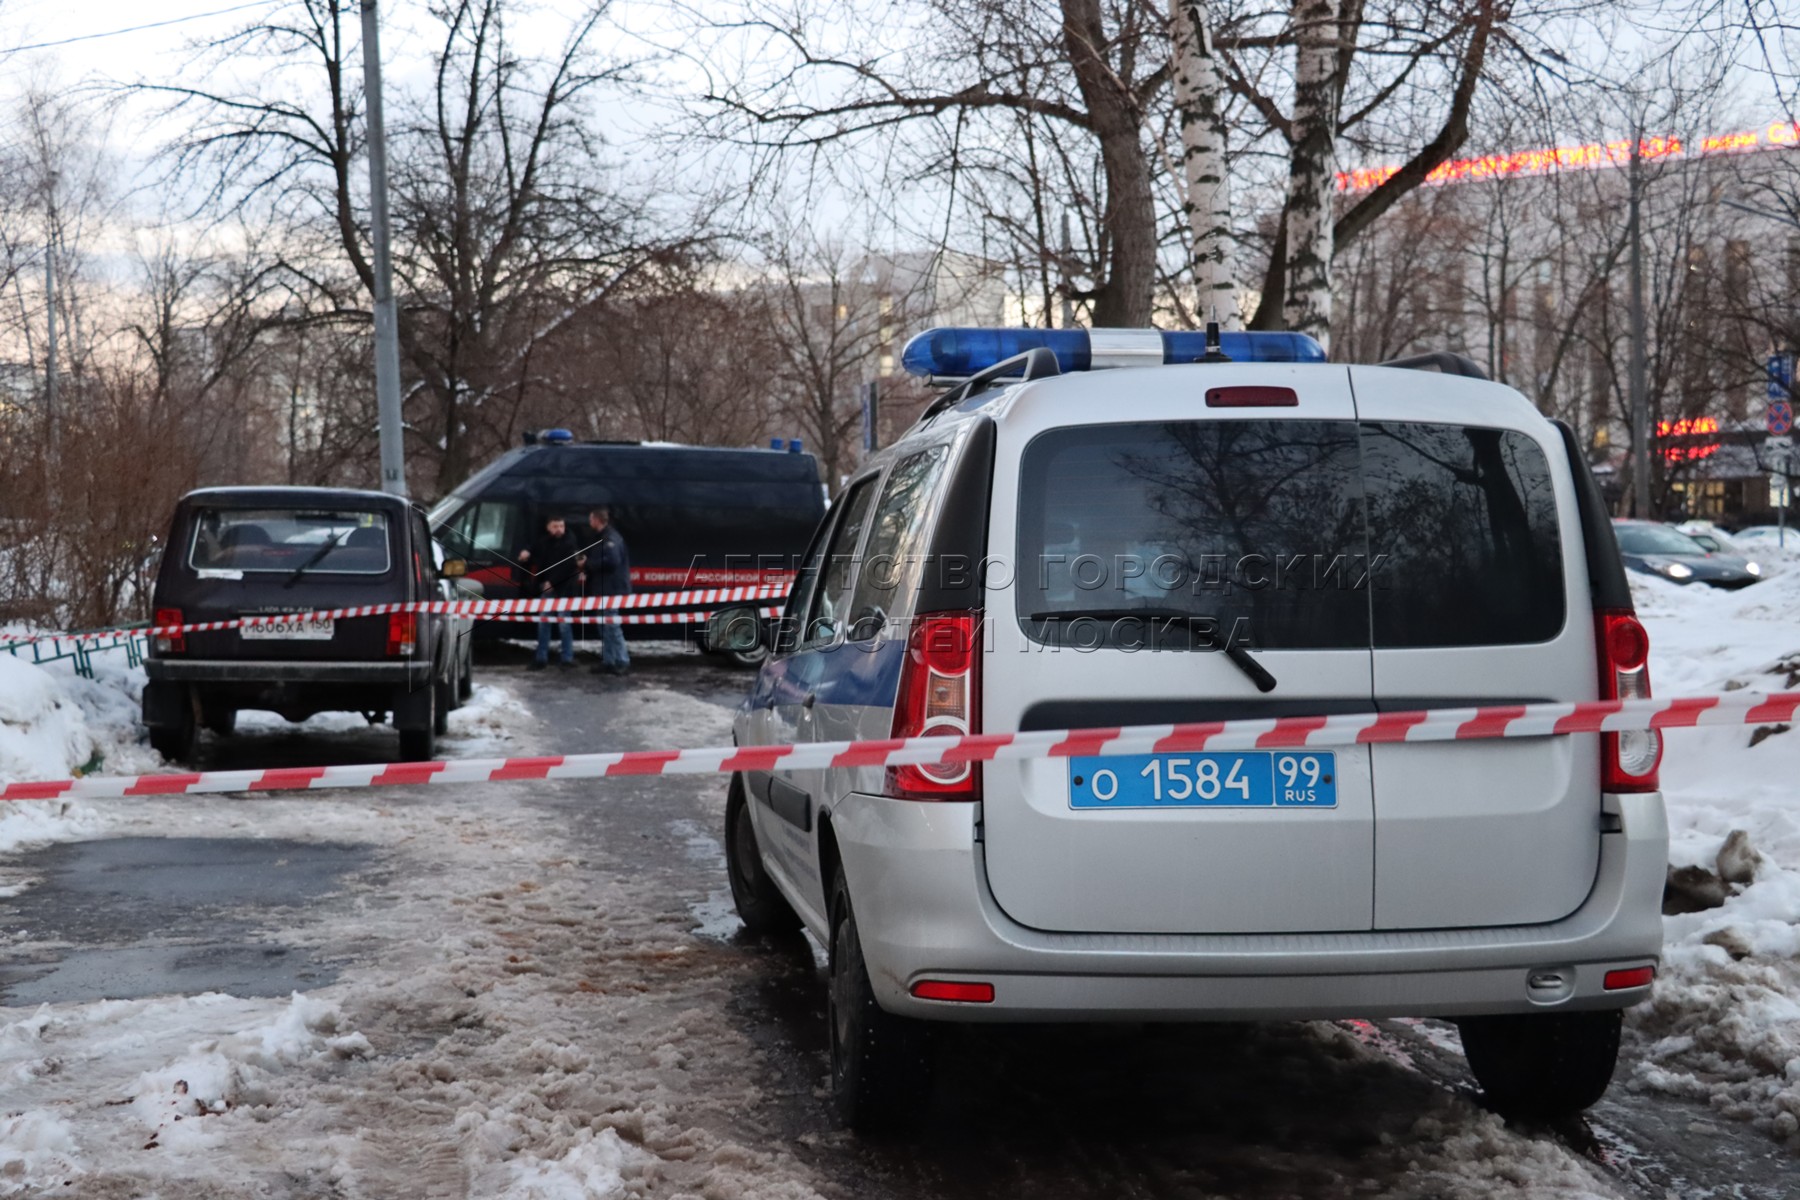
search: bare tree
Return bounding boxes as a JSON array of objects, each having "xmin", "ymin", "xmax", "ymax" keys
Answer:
[{"xmin": 152, "ymin": 0, "xmax": 679, "ymax": 495}]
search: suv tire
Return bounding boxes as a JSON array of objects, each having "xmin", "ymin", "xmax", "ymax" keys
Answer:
[
  {"xmin": 149, "ymin": 709, "xmax": 197, "ymax": 765},
  {"xmin": 724, "ymin": 778, "xmax": 800, "ymax": 936},
  {"xmin": 1457, "ymin": 1008, "xmax": 1623, "ymax": 1119},
  {"xmin": 828, "ymin": 864, "xmax": 932, "ymax": 1131},
  {"xmin": 204, "ymin": 708, "xmax": 237, "ymax": 738},
  {"xmin": 458, "ymin": 645, "xmax": 474, "ymax": 702},
  {"xmin": 398, "ymin": 686, "xmax": 437, "ymax": 761},
  {"xmin": 433, "ymin": 671, "xmax": 452, "ymax": 736}
]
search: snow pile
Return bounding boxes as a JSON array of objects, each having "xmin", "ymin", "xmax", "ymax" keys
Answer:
[
  {"xmin": 1630, "ymin": 569, "xmax": 1800, "ymax": 1147},
  {"xmin": 0, "ymin": 655, "xmax": 95, "ymax": 783},
  {"xmin": 0, "ymin": 1110, "xmax": 78, "ymax": 1195},
  {"xmin": 0, "ymin": 653, "xmax": 158, "ymax": 858},
  {"xmin": 0, "ymin": 992, "xmax": 370, "ymax": 1194}
]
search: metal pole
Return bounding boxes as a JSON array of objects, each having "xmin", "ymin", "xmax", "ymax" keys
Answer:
[
  {"xmin": 1059, "ymin": 211, "xmax": 1075, "ymax": 330},
  {"xmin": 43, "ymin": 247, "xmax": 56, "ymax": 458},
  {"xmin": 1628, "ymin": 134, "xmax": 1650, "ymax": 519},
  {"xmin": 361, "ymin": 0, "xmax": 407, "ymax": 497}
]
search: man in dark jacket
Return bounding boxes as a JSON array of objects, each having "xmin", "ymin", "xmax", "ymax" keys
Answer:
[
  {"xmin": 517, "ymin": 515, "xmax": 582, "ymax": 669},
  {"xmin": 584, "ymin": 507, "xmax": 631, "ymax": 675}
]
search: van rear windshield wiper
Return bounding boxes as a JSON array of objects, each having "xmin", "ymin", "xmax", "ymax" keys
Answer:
[
  {"xmin": 283, "ymin": 529, "xmax": 349, "ymax": 588},
  {"xmin": 1028, "ymin": 607, "xmax": 1277, "ymax": 693}
]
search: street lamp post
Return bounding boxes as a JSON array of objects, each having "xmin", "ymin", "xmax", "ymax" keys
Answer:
[
  {"xmin": 1627, "ymin": 136, "xmax": 1650, "ymax": 520},
  {"xmin": 361, "ymin": 0, "xmax": 407, "ymax": 498}
]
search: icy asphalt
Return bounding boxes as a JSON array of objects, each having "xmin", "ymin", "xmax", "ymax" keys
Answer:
[{"xmin": 0, "ymin": 644, "xmax": 1796, "ymax": 1197}]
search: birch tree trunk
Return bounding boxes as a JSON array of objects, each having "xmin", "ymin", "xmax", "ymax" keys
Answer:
[
  {"xmin": 1282, "ymin": 0, "xmax": 1340, "ymax": 348},
  {"xmin": 1170, "ymin": 0, "xmax": 1239, "ymax": 328}
]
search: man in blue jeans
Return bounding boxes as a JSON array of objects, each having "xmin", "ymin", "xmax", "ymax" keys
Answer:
[
  {"xmin": 516, "ymin": 515, "xmax": 582, "ymax": 669},
  {"xmin": 583, "ymin": 507, "xmax": 632, "ymax": 675}
]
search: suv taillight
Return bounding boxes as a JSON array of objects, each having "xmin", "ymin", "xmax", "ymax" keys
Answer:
[
  {"xmin": 387, "ymin": 612, "xmax": 417, "ymax": 657},
  {"xmin": 154, "ymin": 608, "xmax": 184, "ymax": 654},
  {"xmin": 1597, "ymin": 608, "xmax": 1660, "ymax": 792},
  {"xmin": 887, "ymin": 611, "xmax": 981, "ymax": 800}
]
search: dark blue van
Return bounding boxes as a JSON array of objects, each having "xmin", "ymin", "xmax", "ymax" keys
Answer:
[{"xmin": 427, "ymin": 434, "xmax": 826, "ymax": 659}]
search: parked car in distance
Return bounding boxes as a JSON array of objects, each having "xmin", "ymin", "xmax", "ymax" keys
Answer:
[
  {"xmin": 142, "ymin": 486, "xmax": 473, "ymax": 763},
  {"xmin": 1674, "ymin": 521, "xmax": 1747, "ymax": 556},
  {"xmin": 1613, "ymin": 520, "xmax": 1762, "ymax": 588},
  {"xmin": 1727, "ymin": 524, "xmax": 1790, "ymax": 546}
]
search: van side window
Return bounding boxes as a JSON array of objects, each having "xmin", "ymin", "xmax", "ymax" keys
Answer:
[
  {"xmin": 847, "ymin": 446, "xmax": 950, "ymax": 638},
  {"xmin": 445, "ymin": 501, "xmax": 518, "ymax": 563},
  {"xmin": 804, "ymin": 478, "xmax": 879, "ymax": 647}
]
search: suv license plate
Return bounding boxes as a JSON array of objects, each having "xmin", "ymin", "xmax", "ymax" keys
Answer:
[
  {"xmin": 241, "ymin": 617, "xmax": 335, "ymax": 641},
  {"xmin": 1069, "ymin": 751, "xmax": 1337, "ymax": 810}
]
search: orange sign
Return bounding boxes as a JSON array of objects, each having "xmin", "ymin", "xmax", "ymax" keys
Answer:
[
  {"xmin": 1656, "ymin": 417, "xmax": 1721, "ymax": 438},
  {"xmin": 1339, "ymin": 122, "xmax": 1800, "ymax": 192}
]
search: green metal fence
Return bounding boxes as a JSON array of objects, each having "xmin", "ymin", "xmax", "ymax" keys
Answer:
[{"xmin": 3, "ymin": 625, "xmax": 146, "ymax": 680}]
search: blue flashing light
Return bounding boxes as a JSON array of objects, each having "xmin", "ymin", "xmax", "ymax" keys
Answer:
[
  {"xmin": 900, "ymin": 327, "xmax": 1326, "ymax": 378},
  {"xmin": 1161, "ymin": 330, "xmax": 1327, "ymax": 365},
  {"xmin": 901, "ymin": 328, "xmax": 1092, "ymax": 377},
  {"xmin": 788, "ymin": 438, "xmax": 804, "ymax": 454},
  {"xmin": 540, "ymin": 428, "xmax": 575, "ymax": 444},
  {"xmin": 770, "ymin": 437, "xmax": 784, "ymax": 450}
]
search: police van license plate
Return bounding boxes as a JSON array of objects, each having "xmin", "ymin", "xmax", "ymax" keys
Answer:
[
  {"xmin": 241, "ymin": 617, "xmax": 335, "ymax": 641},
  {"xmin": 1068, "ymin": 752, "xmax": 1337, "ymax": 809}
]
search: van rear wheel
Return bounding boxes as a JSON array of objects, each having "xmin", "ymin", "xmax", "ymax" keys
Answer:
[
  {"xmin": 828, "ymin": 865, "xmax": 932, "ymax": 1132},
  {"xmin": 724, "ymin": 778, "xmax": 799, "ymax": 936},
  {"xmin": 1457, "ymin": 1008, "xmax": 1623, "ymax": 1119}
]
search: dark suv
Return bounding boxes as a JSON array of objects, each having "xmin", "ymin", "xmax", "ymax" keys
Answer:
[{"xmin": 142, "ymin": 487, "xmax": 473, "ymax": 763}]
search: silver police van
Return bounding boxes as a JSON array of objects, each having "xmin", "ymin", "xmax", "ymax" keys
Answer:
[{"xmin": 707, "ymin": 327, "xmax": 1667, "ymax": 1131}]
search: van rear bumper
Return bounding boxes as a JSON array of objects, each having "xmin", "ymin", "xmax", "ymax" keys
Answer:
[{"xmin": 827, "ymin": 791, "xmax": 1667, "ymax": 1022}]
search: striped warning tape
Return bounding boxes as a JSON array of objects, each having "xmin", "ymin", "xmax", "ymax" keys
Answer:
[
  {"xmin": 0, "ymin": 584, "xmax": 791, "ymax": 647},
  {"xmin": 3, "ymin": 690, "xmax": 1793, "ymax": 802}
]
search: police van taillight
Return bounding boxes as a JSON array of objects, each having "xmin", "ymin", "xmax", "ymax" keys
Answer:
[
  {"xmin": 1597, "ymin": 609, "xmax": 1660, "ymax": 792},
  {"xmin": 887, "ymin": 612, "xmax": 981, "ymax": 801}
]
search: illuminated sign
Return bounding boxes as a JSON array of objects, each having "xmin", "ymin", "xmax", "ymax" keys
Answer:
[
  {"xmin": 1339, "ymin": 121, "xmax": 1800, "ymax": 193},
  {"xmin": 1656, "ymin": 417, "xmax": 1721, "ymax": 438}
]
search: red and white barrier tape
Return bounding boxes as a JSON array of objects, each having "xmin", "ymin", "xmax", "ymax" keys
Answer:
[
  {"xmin": 0, "ymin": 584, "xmax": 791, "ymax": 647},
  {"xmin": 3, "ymin": 690, "xmax": 1793, "ymax": 802},
  {"xmin": 551, "ymin": 607, "xmax": 782, "ymax": 626}
]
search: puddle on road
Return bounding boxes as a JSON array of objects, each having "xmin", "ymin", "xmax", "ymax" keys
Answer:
[{"xmin": 0, "ymin": 836, "xmax": 372, "ymax": 1005}]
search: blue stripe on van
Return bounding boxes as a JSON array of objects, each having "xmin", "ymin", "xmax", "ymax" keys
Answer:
[{"xmin": 750, "ymin": 636, "xmax": 907, "ymax": 712}]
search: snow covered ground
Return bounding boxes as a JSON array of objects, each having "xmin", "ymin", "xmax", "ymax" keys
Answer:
[
  {"xmin": 1628, "ymin": 565, "xmax": 1800, "ymax": 1148},
  {"xmin": 1, "ymin": 572, "xmax": 1799, "ymax": 1193}
]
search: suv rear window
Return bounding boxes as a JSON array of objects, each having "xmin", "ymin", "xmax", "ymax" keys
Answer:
[
  {"xmin": 1016, "ymin": 420, "xmax": 1564, "ymax": 650},
  {"xmin": 189, "ymin": 508, "xmax": 392, "ymax": 575}
]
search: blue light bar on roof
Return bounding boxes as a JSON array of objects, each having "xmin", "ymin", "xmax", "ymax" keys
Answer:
[{"xmin": 900, "ymin": 327, "xmax": 1326, "ymax": 378}]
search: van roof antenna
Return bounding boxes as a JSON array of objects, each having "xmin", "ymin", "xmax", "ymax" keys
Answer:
[{"xmin": 1200, "ymin": 308, "xmax": 1232, "ymax": 363}]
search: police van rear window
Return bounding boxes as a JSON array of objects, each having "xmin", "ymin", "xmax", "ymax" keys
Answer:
[
  {"xmin": 1016, "ymin": 420, "xmax": 1563, "ymax": 649},
  {"xmin": 189, "ymin": 509, "xmax": 392, "ymax": 575}
]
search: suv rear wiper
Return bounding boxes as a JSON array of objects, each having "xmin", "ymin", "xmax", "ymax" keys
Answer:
[
  {"xmin": 1027, "ymin": 607, "xmax": 1278, "ymax": 693},
  {"xmin": 283, "ymin": 530, "xmax": 349, "ymax": 588}
]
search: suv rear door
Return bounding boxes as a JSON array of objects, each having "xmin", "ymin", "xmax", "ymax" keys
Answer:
[
  {"xmin": 1350, "ymin": 369, "xmax": 1600, "ymax": 929},
  {"xmin": 171, "ymin": 502, "xmax": 402, "ymax": 663},
  {"xmin": 983, "ymin": 365, "xmax": 1380, "ymax": 935}
]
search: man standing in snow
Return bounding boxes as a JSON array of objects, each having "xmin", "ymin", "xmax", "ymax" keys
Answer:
[
  {"xmin": 584, "ymin": 507, "xmax": 632, "ymax": 676},
  {"xmin": 517, "ymin": 515, "xmax": 582, "ymax": 670}
]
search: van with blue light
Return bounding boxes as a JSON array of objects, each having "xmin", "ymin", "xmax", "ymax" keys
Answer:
[
  {"xmin": 427, "ymin": 432, "xmax": 826, "ymax": 661},
  {"xmin": 704, "ymin": 325, "xmax": 1669, "ymax": 1130}
]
